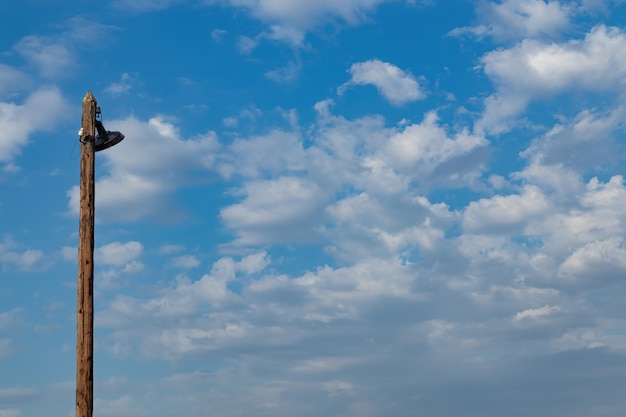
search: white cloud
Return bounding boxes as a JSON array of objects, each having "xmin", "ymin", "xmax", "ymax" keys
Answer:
[
  {"xmin": 483, "ymin": 25, "xmax": 626, "ymax": 92},
  {"xmin": 63, "ymin": 242, "xmax": 144, "ymax": 289},
  {"xmin": 1, "ymin": 163, "xmax": 20, "ymax": 174},
  {"xmin": 513, "ymin": 160, "xmax": 582, "ymax": 198},
  {"xmin": 0, "ymin": 87, "xmax": 70, "ymax": 164},
  {"xmin": 384, "ymin": 112, "xmax": 487, "ymax": 174},
  {"xmin": 66, "ymin": 116, "xmax": 220, "ymax": 222},
  {"xmin": 217, "ymin": 129, "xmax": 305, "ymax": 179},
  {"xmin": 102, "ymin": 265, "xmax": 145, "ymax": 291},
  {"xmin": 450, "ymin": 0, "xmax": 573, "ymax": 42},
  {"xmin": 0, "ymin": 236, "xmax": 45, "ymax": 271},
  {"xmin": 463, "ymin": 185, "xmax": 550, "ymax": 233},
  {"xmin": 265, "ymin": 60, "xmax": 302, "ymax": 83},
  {"xmin": 559, "ymin": 238, "xmax": 626, "ymax": 283},
  {"xmin": 316, "ymin": 107, "xmax": 486, "ymax": 193},
  {"xmin": 514, "ymin": 305, "xmax": 561, "ymax": 321},
  {"xmin": 521, "ymin": 106, "xmax": 626, "ymax": 170},
  {"xmin": 525, "ymin": 175, "xmax": 626, "ymax": 257},
  {"xmin": 96, "ymin": 241, "xmax": 144, "ymax": 266},
  {"xmin": 211, "ymin": 0, "xmax": 392, "ymax": 46},
  {"xmin": 99, "ymin": 255, "xmax": 419, "ymax": 357},
  {"xmin": 61, "ymin": 246, "xmax": 76, "ymax": 261},
  {"xmin": 105, "ymin": 73, "xmax": 137, "ymax": 96},
  {"xmin": 50, "ymin": 106, "xmax": 420, "ymax": 229},
  {"xmin": 264, "ymin": 24, "xmax": 306, "ymax": 46},
  {"xmin": 169, "ymin": 255, "xmax": 201, "ymax": 269},
  {"xmin": 236, "ymin": 35, "xmax": 258, "ymax": 53},
  {"xmin": 325, "ymin": 192, "xmax": 452, "ymax": 261},
  {"xmin": 218, "ymin": 104, "xmax": 486, "ymax": 251},
  {"xmin": 220, "ymin": 176, "xmax": 325, "ymax": 245},
  {"xmin": 220, "ymin": 106, "xmax": 262, "ymax": 131},
  {"xmin": 339, "ymin": 59, "xmax": 425, "ymax": 105},
  {"xmin": 236, "ymin": 251, "xmax": 269, "ymax": 274},
  {"xmin": 124, "ymin": 260, "xmax": 144, "ymax": 273},
  {"xmin": 579, "ymin": 0, "xmax": 612, "ymax": 13},
  {"xmin": 105, "ymin": 257, "xmax": 240, "ymax": 325},
  {"xmin": 478, "ymin": 25, "xmax": 626, "ymax": 134},
  {"xmin": 211, "ymin": 28, "xmax": 227, "ymax": 42},
  {"xmin": 222, "ymin": 116, "xmax": 238, "ymax": 127},
  {"xmin": 235, "ymin": 0, "xmax": 386, "ymax": 27}
]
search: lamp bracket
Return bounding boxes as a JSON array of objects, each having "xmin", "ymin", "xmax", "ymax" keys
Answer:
[{"xmin": 79, "ymin": 107, "xmax": 101, "ymax": 144}]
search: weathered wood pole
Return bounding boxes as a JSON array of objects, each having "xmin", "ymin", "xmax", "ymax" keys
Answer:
[{"xmin": 76, "ymin": 91, "xmax": 96, "ymax": 417}]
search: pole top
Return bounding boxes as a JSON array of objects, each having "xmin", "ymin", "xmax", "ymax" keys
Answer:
[{"xmin": 83, "ymin": 91, "xmax": 96, "ymax": 104}]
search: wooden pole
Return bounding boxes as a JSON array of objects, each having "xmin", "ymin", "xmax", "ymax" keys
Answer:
[{"xmin": 77, "ymin": 91, "xmax": 96, "ymax": 417}]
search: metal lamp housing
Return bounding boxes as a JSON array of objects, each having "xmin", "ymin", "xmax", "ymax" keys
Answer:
[{"xmin": 94, "ymin": 120, "xmax": 125, "ymax": 152}]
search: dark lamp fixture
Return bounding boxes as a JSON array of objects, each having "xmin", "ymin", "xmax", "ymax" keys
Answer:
[{"xmin": 95, "ymin": 120, "xmax": 125, "ymax": 152}]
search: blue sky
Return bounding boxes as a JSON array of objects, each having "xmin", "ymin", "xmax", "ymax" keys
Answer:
[{"xmin": 2, "ymin": 0, "xmax": 626, "ymax": 415}]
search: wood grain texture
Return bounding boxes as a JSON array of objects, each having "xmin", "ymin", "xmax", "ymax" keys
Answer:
[{"xmin": 77, "ymin": 91, "xmax": 96, "ymax": 417}]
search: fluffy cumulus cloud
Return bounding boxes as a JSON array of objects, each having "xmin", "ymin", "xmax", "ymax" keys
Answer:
[
  {"xmin": 168, "ymin": 255, "xmax": 201, "ymax": 269},
  {"xmin": 211, "ymin": 0, "xmax": 392, "ymax": 44},
  {"xmin": 534, "ymin": 175, "xmax": 626, "ymax": 255},
  {"xmin": 0, "ymin": 236, "xmax": 46, "ymax": 271},
  {"xmin": 521, "ymin": 106, "xmax": 626, "ymax": 170},
  {"xmin": 96, "ymin": 241, "xmax": 144, "ymax": 266},
  {"xmin": 104, "ymin": 73, "xmax": 137, "ymax": 96},
  {"xmin": 226, "ymin": 0, "xmax": 387, "ymax": 28},
  {"xmin": 0, "ymin": 88, "xmax": 69, "ymax": 165},
  {"xmin": 384, "ymin": 112, "xmax": 486, "ymax": 175},
  {"xmin": 478, "ymin": 24, "xmax": 626, "ymax": 133},
  {"xmin": 221, "ymin": 176, "xmax": 325, "ymax": 245},
  {"xmin": 463, "ymin": 185, "xmax": 550, "ymax": 233},
  {"xmin": 62, "ymin": 241, "xmax": 144, "ymax": 289},
  {"xmin": 451, "ymin": 0, "xmax": 573, "ymax": 42},
  {"xmin": 559, "ymin": 238, "xmax": 626, "ymax": 283},
  {"xmin": 265, "ymin": 60, "xmax": 302, "ymax": 83},
  {"xmin": 339, "ymin": 59, "xmax": 425, "ymax": 105},
  {"xmin": 483, "ymin": 25, "xmax": 626, "ymax": 93},
  {"xmin": 218, "ymin": 102, "xmax": 486, "ymax": 249},
  {"xmin": 67, "ymin": 117, "xmax": 219, "ymax": 222},
  {"xmin": 79, "ymin": 99, "xmax": 482, "ymax": 246}
]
